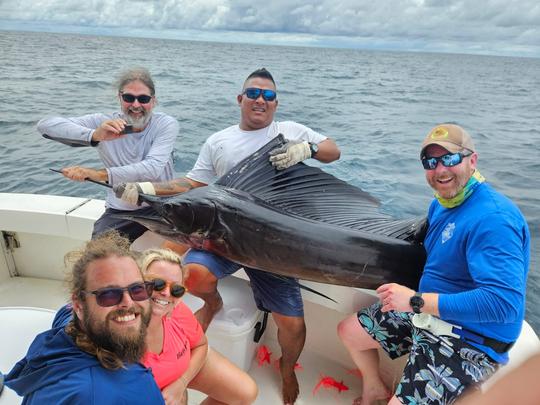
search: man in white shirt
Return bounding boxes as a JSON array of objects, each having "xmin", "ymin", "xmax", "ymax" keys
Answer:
[{"xmin": 115, "ymin": 68, "xmax": 340, "ymax": 404}]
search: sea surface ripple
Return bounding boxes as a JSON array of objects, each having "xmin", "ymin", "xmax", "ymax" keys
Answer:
[{"xmin": 1, "ymin": 30, "xmax": 539, "ymax": 333}]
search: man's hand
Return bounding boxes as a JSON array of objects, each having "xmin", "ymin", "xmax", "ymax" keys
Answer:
[
  {"xmin": 269, "ymin": 140, "xmax": 312, "ymax": 170},
  {"xmin": 92, "ymin": 119, "xmax": 130, "ymax": 142},
  {"xmin": 113, "ymin": 182, "xmax": 156, "ymax": 205},
  {"xmin": 376, "ymin": 283, "xmax": 415, "ymax": 313},
  {"xmin": 61, "ymin": 166, "xmax": 107, "ymax": 182}
]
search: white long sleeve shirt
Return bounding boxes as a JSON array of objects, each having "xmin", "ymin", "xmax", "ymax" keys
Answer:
[{"xmin": 39, "ymin": 111, "xmax": 179, "ymax": 210}]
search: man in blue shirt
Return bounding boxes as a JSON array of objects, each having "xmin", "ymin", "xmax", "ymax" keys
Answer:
[
  {"xmin": 4, "ymin": 232, "xmax": 164, "ymax": 404},
  {"xmin": 338, "ymin": 124, "xmax": 530, "ymax": 405}
]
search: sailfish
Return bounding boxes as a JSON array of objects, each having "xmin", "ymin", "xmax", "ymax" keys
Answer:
[{"xmin": 127, "ymin": 135, "xmax": 427, "ymax": 290}]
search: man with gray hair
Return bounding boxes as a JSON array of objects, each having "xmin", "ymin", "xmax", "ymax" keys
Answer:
[{"xmin": 39, "ymin": 67, "xmax": 179, "ymax": 242}]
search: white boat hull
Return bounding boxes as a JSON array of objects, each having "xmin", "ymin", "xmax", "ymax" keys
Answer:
[{"xmin": 1, "ymin": 193, "xmax": 539, "ymax": 404}]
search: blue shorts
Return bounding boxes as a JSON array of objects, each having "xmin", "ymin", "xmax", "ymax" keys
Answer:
[
  {"xmin": 183, "ymin": 249, "xmax": 304, "ymax": 317},
  {"xmin": 357, "ymin": 303, "xmax": 498, "ymax": 404}
]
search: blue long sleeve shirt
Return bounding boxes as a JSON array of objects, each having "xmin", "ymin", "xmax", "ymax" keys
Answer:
[{"xmin": 420, "ymin": 182, "xmax": 530, "ymax": 363}]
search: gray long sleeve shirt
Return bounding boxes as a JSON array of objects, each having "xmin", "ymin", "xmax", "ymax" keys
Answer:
[{"xmin": 38, "ymin": 111, "xmax": 179, "ymax": 210}]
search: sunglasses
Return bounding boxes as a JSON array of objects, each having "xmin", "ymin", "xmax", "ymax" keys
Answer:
[
  {"xmin": 120, "ymin": 93, "xmax": 153, "ymax": 104},
  {"xmin": 421, "ymin": 151, "xmax": 472, "ymax": 170},
  {"xmin": 151, "ymin": 278, "xmax": 186, "ymax": 298},
  {"xmin": 243, "ymin": 88, "xmax": 277, "ymax": 102},
  {"xmin": 83, "ymin": 281, "xmax": 154, "ymax": 307}
]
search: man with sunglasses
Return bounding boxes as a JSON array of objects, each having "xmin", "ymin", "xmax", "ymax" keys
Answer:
[
  {"xmin": 338, "ymin": 124, "xmax": 530, "ymax": 405},
  {"xmin": 38, "ymin": 67, "xmax": 178, "ymax": 243},
  {"xmin": 114, "ymin": 67, "xmax": 340, "ymax": 404},
  {"xmin": 4, "ymin": 231, "xmax": 165, "ymax": 404}
]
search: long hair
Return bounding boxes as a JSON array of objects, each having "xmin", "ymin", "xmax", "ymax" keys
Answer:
[{"xmin": 65, "ymin": 231, "xmax": 138, "ymax": 370}]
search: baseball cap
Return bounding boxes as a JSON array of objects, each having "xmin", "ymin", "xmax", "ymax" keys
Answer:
[{"xmin": 420, "ymin": 124, "xmax": 475, "ymax": 157}]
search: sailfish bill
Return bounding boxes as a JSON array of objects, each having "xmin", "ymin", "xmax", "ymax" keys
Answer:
[{"xmin": 123, "ymin": 135, "xmax": 427, "ymax": 290}]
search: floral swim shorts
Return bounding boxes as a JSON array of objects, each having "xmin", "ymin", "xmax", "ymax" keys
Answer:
[{"xmin": 357, "ymin": 302, "xmax": 499, "ymax": 404}]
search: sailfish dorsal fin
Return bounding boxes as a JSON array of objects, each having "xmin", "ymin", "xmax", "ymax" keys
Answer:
[{"xmin": 216, "ymin": 134, "xmax": 425, "ymax": 241}]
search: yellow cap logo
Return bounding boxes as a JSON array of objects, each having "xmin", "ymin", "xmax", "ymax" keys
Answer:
[{"xmin": 430, "ymin": 127, "xmax": 449, "ymax": 140}]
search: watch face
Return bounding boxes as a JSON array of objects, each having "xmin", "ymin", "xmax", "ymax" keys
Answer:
[
  {"xmin": 410, "ymin": 295, "xmax": 422, "ymax": 306},
  {"xmin": 310, "ymin": 143, "xmax": 319, "ymax": 156},
  {"xmin": 410, "ymin": 294, "xmax": 424, "ymax": 313}
]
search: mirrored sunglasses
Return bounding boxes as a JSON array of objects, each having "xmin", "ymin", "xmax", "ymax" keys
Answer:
[
  {"xmin": 84, "ymin": 281, "xmax": 154, "ymax": 307},
  {"xmin": 243, "ymin": 87, "xmax": 277, "ymax": 102},
  {"xmin": 421, "ymin": 151, "xmax": 472, "ymax": 170},
  {"xmin": 151, "ymin": 278, "xmax": 186, "ymax": 298},
  {"xmin": 120, "ymin": 93, "xmax": 153, "ymax": 104}
]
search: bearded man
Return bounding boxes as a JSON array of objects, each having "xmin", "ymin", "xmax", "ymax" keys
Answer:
[
  {"xmin": 338, "ymin": 124, "xmax": 530, "ymax": 405},
  {"xmin": 38, "ymin": 67, "xmax": 179, "ymax": 242},
  {"xmin": 4, "ymin": 232, "xmax": 165, "ymax": 404}
]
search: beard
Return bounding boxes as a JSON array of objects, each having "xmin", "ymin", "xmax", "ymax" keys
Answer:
[
  {"xmin": 123, "ymin": 106, "xmax": 152, "ymax": 129},
  {"xmin": 82, "ymin": 303, "xmax": 151, "ymax": 364},
  {"xmin": 429, "ymin": 171, "xmax": 471, "ymax": 199}
]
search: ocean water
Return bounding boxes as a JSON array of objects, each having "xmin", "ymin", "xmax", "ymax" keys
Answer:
[{"xmin": 1, "ymin": 30, "xmax": 539, "ymax": 333}]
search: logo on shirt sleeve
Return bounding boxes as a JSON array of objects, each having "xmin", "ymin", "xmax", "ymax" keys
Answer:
[{"xmin": 442, "ymin": 222, "xmax": 455, "ymax": 244}]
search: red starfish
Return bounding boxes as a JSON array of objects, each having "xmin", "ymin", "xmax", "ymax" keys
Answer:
[
  {"xmin": 256, "ymin": 345, "xmax": 272, "ymax": 366},
  {"xmin": 313, "ymin": 375, "xmax": 349, "ymax": 395}
]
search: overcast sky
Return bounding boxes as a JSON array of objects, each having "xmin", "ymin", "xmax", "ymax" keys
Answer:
[{"xmin": 1, "ymin": 0, "xmax": 539, "ymax": 57}]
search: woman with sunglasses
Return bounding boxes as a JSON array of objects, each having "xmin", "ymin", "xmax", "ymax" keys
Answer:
[{"xmin": 140, "ymin": 248, "xmax": 257, "ymax": 405}]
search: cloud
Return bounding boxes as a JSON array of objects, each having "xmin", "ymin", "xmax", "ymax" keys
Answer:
[{"xmin": 0, "ymin": 0, "xmax": 539, "ymax": 57}]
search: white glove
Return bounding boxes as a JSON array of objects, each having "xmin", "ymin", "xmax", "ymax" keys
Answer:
[
  {"xmin": 113, "ymin": 182, "xmax": 156, "ymax": 205},
  {"xmin": 269, "ymin": 140, "xmax": 312, "ymax": 170}
]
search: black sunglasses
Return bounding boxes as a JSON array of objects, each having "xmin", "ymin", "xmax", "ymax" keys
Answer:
[
  {"xmin": 421, "ymin": 151, "xmax": 472, "ymax": 170},
  {"xmin": 243, "ymin": 87, "xmax": 277, "ymax": 102},
  {"xmin": 83, "ymin": 281, "xmax": 154, "ymax": 307},
  {"xmin": 120, "ymin": 93, "xmax": 153, "ymax": 104},
  {"xmin": 151, "ymin": 278, "xmax": 186, "ymax": 298}
]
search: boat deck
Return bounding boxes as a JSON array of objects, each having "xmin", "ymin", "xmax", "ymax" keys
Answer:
[
  {"xmin": 1, "ymin": 194, "xmax": 539, "ymax": 404},
  {"xmin": 0, "ymin": 276, "xmax": 401, "ymax": 405}
]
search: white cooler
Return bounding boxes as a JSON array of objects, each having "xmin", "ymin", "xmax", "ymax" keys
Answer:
[{"xmin": 183, "ymin": 276, "xmax": 263, "ymax": 371}]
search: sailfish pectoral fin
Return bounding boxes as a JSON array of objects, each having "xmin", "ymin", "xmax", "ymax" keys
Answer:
[
  {"xmin": 298, "ymin": 281, "xmax": 338, "ymax": 303},
  {"xmin": 110, "ymin": 213, "xmax": 175, "ymax": 234},
  {"xmin": 265, "ymin": 273, "xmax": 338, "ymax": 303}
]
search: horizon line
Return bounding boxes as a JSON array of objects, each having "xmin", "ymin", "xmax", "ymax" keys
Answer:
[{"xmin": 1, "ymin": 19, "xmax": 539, "ymax": 60}]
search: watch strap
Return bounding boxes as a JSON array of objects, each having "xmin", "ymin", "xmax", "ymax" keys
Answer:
[{"xmin": 309, "ymin": 142, "xmax": 318, "ymax": 157}]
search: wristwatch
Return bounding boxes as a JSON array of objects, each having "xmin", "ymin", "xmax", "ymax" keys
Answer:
[
  {"xmin": 409, "ymin": 292, "xmax": 424, "ymax": 314},
  {"xmin": 309, "ymin": 142, "xmax": 319, "ymax": 157}
]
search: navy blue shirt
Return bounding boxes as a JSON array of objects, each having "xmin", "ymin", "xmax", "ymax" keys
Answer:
[{"xmin": 5, "ymin": 314, "xmax": 164, "ymax": 404}]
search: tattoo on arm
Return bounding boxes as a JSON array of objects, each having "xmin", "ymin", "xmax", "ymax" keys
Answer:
[
  {"xmin": 154, "ymin": 178, "xmax": 194, "ymax": 195},
  {"xmin": 171, "ymin": 179, "xmax": 194, "ymax": 191}
]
